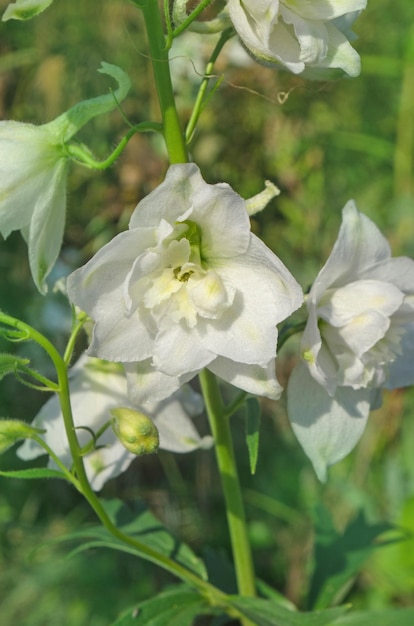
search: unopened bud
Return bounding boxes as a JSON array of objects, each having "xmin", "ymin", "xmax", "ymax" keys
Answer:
[
  {"xmin": 110, "ymin": 407, "xmax": 159, "ymax": 456},
  {"xmin": 0, "ymin": 419, "xmax": 43, "ymax": 454}
]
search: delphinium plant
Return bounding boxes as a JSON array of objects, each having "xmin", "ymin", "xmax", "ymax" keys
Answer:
[{"xmin": 1, "ymin": 1, "xmax": 414, "ymax": 624}]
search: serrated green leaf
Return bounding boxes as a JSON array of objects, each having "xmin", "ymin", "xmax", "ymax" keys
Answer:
[
  {"xmin": 228, "ymin": 596, "xmax": 348, "ymax": 626},
  {"xmin": 332, "ymin": 607, "xmax": 414, "ymax": 626},
  {"xmin": 245, "ymin": 397, "xmax": 261, "ymax": 474},
  {"xmin": 111, "ymin": 585, "xmax": 209, "ymax": 626},
  {"xmin": 309, "ymin": 507, "xmax": 398, "ymax": 609},
  {"xmin": 49, "ymin": 499, "xmax": 207, "ymax": 580},
  {"xmin": 0, "ymin": 353, "xmax": 30, "ymax": 380},
  {"xmin": 0, "ymin": 467, "xmax": 67, "ymax": 480}
]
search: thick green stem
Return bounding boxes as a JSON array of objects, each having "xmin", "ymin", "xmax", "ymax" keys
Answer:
[
  {"xmin": 138, "ymin": 0, "xmax": 188, "ymax": 164},
  {"xmin": 199, "ymin": 369, "xmax": 256, "ymax": 601}
]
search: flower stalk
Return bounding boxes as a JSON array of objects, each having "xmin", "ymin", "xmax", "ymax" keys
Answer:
[
  {"xmin": 137, "ymin": 0, "xmax": 188, "ymax": 164},
  {"xmin": 199, "ymin": 368, "xmax": 257, "ymax": 602}
]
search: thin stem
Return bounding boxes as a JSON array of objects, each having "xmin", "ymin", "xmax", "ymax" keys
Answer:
[
  {"xmin": 185, "ymin": 27, "xmax": 234, "ymax": 143},
  {"xmin": 277, "ymin": 319, "xmax": 307, "ymax": 350},
  {"xmin": 65, "ymin": 121, "xmax": 162, "ymax": 170},
  {"xmin": 172, "ymin": 0, "xmax": 216, "ymax": 39},
  {"xmin": 138, "ymin": 0, "xmax": 188, "ymax": 164},
  {"xmin": 199, "ymin": 368, "xmax": 256, "ymax": 605}
]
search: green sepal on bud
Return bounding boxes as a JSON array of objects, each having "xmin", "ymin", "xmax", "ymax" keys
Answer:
[
  {"xmin": 0, "ymin": 419, "xmax": 44, "ymax": 454},
  {"xmin": 110, "ymin": 407, "xmax": 159, "ymax": 456}
]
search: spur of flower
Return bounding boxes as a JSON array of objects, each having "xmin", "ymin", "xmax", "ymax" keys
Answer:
[
  {"xmin": 18, "ymin": 356, "xmax": 212, "ymax": 491},
  {"xmin": 287, "ymin": 201, "xmax": 414, "ymax": 480},
  {"xmin": 67, "ymin": 163, "xmax": 303, "ymax": 403},
  {"xmin": 226, "ymin": 0, "xmax": 367, "ymax": 79},
  {"xmin": 0, "ymin": 62, "xmax": 130, "ymax": 293}
]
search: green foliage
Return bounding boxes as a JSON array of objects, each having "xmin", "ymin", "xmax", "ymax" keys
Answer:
[
  {"xmin": 111, "ymin": 585, "xmax": 210, "ymax": 626},
  {"xmin": 227, "ymin": 596, "xmax": 347, "ymax": 626},
  {"xmin": 245, "ymin": 397, "xmax": 261, "ymax": 475},
  {"xmin": 0, "ymin": 354, "xmax": 29, "ymax": 380},
  {"xmin": 50, "ymin": 498, "xmax": 208, "ymax": 581},
  {"xmin": 308, "ymin": 507, "xmax": 399, "ymax": 610},
  {"xmin": 1, "ymin": 0, "xmax": 414, "ymax": 623},
  {"xmin": 0, "ymin": 467, "xmax": 66, "ymax": 480}
]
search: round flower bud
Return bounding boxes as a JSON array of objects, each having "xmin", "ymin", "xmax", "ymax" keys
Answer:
[{"xmin": 110, "ymin": 407, "xmax": 159, "ymax": 456}]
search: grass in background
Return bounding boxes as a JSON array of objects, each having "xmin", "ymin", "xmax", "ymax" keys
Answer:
[{"xmin": 0, "ymin": 0, "xmax": 414, "ymax": 623}]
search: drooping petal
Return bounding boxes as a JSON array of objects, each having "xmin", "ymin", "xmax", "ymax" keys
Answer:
[
  {"xmin": 26, "ymin": 159, "xmax": 68, "ymax": 293},
  {"xmin": 287, "ymin": 362, "xmax": 371, "ymax": 481},
  {"xmin": 284, "ymin": 0, "xmax": 367, "ymax": 21},
  {"xmin": 210, "ymin": 355, "xmax": 283, "ymax": 400},
  {"xmin": 302, "ymin": 21, "xmax": 361, "ymax": 79},
  {"xmin": 0, "ymin": 122, "xmax": 63, "ymax": 238}
]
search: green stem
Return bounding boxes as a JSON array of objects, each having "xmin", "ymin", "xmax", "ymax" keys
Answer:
[
  {"xmin": 65, "ymin": 121, "xmax": 162, "ymax": 170},
  {"xmin": 277, "ymin": 319, "xmax": 307, "ymax": 350},
  {"xmin": 0, "ymin": 313, "xmax": 229, "ymax": 603},
  {"xmin": 199, "ymin": 368, "xmax": 256, "ymax": 601},
  {"xmin": 172, "ymin": 0, "xmax": 216, "ymax": 39},
  {"xmin": 186, "ymin": 27, "xmax": 234, "ymax": 143},
  {"xmin": 137, "ymin": 0, "xmax": 188, "ymax": 164}
]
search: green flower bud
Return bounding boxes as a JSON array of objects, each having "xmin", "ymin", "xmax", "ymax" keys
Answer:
[
  {"xmin": 110, "ymin": 407, "xmax": 159, "ymax": 456},
  {"xmin": 0, "ymin": 419, "xmax": 43, "ymax": 454}
]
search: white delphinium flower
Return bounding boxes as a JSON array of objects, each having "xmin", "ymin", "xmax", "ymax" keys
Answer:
[
  {"xmin": 226, "ymin": 0, "xmax": 367, "ymax": 79},
  {"xmin": 67, "ymin": 163, "xmax": 303, "ymax": 403},
  {"xmin": 18, "ymin": 356, "xmax": 211, "ymax": 491},
  {"xmin": 287, "ymin": 201, "xmax": 414, "ymax": 480},
  {"xmin": 0, "ymin": 63, "xmax": 130, "ymax": 293}
]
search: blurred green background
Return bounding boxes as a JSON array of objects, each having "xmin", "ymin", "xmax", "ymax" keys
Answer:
[{"xmin": 1, "ymin": 0, "xmax": 414, "ymax": 624}]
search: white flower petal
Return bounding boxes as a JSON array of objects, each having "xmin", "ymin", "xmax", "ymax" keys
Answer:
[
  {"xmin": 68, "ymin": 163, "xmax": 301, "ymax": 401},
  {"xmin": 124, "ymin": 359, "xmax": 187, "ymax": 404},
  {"xmin": 210, "ymin": 356, "xmax": 283, "ymax": 400},
  {"xmin": 283, "ymin": 0, "xmax": 367, "ymax": 21},
  {"xmin": 153, "ymin": 324, "xmax": 214, "ymax": 377},
  {"xmin": 310, "ymin": 201, "xmax": 392, "ymax": 303},
  {"xmin": 287, "ymin": 362, "xmax": 371, "ymax": 481},
  {"xmin": 227, "ymin": 0, "xmax": 365, "ymax": 77}
]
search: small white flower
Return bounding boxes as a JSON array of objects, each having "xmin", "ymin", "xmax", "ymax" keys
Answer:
[
  {"xmin": 0, "ymin": 63, "xmax": 130, "ymax": 293},
  {"xmin": 17, "ymin": 356, "xmax": 211, "ymax": 491},
  {"xmin": 226, "ymin": 0, "xmax": 367, "ymax": 78},
  {"xmin": 67, "ymin": 163, "xmax": 303, "ymax": 403},
  {"xmin": 287, "ymin": 201, "xmax": 414, "ymax": 480}
]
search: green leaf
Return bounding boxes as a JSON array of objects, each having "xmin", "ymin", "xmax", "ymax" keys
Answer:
[
  {"xmin": 0, "ymin": 467, "xmax": 67, "ymax": 480},
  {"xmin": 227, "ymin": 596, "xmax": 348, "ymax": 626},
  {"xmin": 111, "ymin": 585, "xmax": 209, "ymax": 626},
  {"xmin": 0, "ymin": 353, "xmax": 30, "ymax": 380},
  {"xmin": 245, "ymin": 397, "xmax": 261, "ymax": 474},
  {"xmin": 2, "ymin": 0, "xmax": 54, "ymax": 22},
  {"xmin": 52, "ymin": 499, "xmax": 207, "ymax": 580},
  {"xmin": 309, "ymin": 506, "xmax": 397, "ymax": 609},
  {"xmin": 332, "ymin": 607, "xmax": 414, "ymax": 626},
  {"xmin": 0, "ymin": 326, "xmax": 30, "ymax": 342}
]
